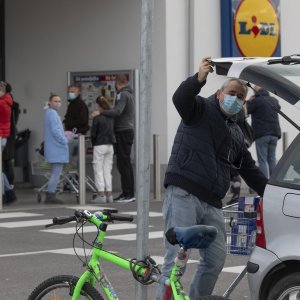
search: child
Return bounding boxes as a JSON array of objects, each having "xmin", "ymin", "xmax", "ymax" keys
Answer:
[{"xmin": 91, "ymin": 96, "xmax": 116, "ymax": 203}]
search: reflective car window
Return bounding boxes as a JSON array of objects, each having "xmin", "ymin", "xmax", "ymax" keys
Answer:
[
  {"xmin": 268, "ymin": 64, "xmax": 300, "ymax": 88},
  {"xmin": 274, "ymin": 137, "xmax": 300, "ymax": 188}
]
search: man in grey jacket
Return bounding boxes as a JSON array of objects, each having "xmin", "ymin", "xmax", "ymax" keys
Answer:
[{"xmin": 98, "ymin": 74, "xmax": 135, "ymax": 202}]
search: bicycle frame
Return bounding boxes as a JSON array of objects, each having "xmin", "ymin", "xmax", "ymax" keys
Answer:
[{"xmin": 71, "ymin": 213, "xmax": 190, "ymax": 300}]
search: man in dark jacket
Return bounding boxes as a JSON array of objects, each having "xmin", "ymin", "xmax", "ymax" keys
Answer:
[
  {"xmin": 247, "ymin": 86, "xmax": 281, "ymax": 178},
  {"xmin": 156, "ymin": 57, "xmax": 268, "ymax": 299},
  {"xmin": 63, "ymin": 85, "xmax": 89, "ymax": 134}
]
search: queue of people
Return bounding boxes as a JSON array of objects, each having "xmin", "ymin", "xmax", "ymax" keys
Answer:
[{"xmin": 41, "ymin": 74, "xmax": 135, "ymax": 205}]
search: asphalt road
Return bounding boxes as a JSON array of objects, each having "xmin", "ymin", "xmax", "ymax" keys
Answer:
[{"xmin": 0, "ymin": 193, "xmax": 251, "ymax": 300}]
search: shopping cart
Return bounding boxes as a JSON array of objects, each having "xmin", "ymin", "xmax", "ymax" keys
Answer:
[
  {"xmin": 31, "ymin": 154, "xmax": 79, "ymax": 203},
  {"xmin": 223, "ymin": 199, "xmax": 258, "ymax": 256},
  {"xmin": 31, "ymin": 136, "xmax": 98, "ymax": 203},
  {"xmin": 221, "ymin": 196, "xmax": 260, "ymax": 298}
]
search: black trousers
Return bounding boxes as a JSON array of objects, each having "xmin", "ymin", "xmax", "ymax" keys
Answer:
[
  {"xmin": 115, "ymin": 129, "xmax": 134, "ymax": 195},
  {"xmin": 3, "ymin": 159, "xmax": 14, "ymax": 185}
]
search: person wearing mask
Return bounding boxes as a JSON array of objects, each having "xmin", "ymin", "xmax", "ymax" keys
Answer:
[
  {"xmin": 63, "ymin": 84, "xmax": 89, "ymax": 135},
  {"xmin": 92, "ymin": 74, "xmax": 135, "ymax": 203},
  {"xmin": 91, "ymin": 96, "xmax": 116, "ymax": 203},
  {"xmin": 44, "ymin": 94, "xmax": 69, "ymax": 204},
  {"xmin": 246, "ymin": 85, "xmax": 281, "ymax": 178},
  {"xmin": 156, "ymin": 57, "xmax": 268, "ymax": 299},
  {"xmin": 0, "ymin": 81, "xmax": 13, "ymax": 151}
]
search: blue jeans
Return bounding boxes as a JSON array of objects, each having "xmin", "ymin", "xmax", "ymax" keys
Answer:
[
  {"xmin": 47, "ymin": 163, "xmax": 63, "ymax": 193},
  {"xmin": 2, "ymin": 172, "xmax": 11, "ymax": 192},
  {"xmin": 255, "ymin": 135, "xmax": 278, "ymax": 178},
  {"xmin": 156, "ymin": 185, "xmax": 226, "ymax": 299},
  {"xmin": 1, "ymin": 137, "xmax": 7, "ymax": 151}
]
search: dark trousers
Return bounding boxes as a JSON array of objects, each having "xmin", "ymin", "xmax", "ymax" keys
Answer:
[
  {"xmin": 3, "ymin": 159, "xmax": 14, "ymax": 185},
  {"xmin": 115, "ymin": 129, "xmax": 134, "ymax": 195}
]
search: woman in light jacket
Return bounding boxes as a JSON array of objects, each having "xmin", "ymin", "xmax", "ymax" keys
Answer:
[{"xmin": 44, "ymin": 94, "xmax": 69, "ymax": 204}]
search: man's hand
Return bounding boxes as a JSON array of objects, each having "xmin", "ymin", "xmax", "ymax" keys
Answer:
[{"xmin": 197, "ymin": 56, "xmax": 214, "ymax": 83}]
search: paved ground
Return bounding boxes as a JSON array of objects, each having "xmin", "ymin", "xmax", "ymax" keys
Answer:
[{"xmin": 0, "ymin": 187, "xmax": 254, "ymax": 299}]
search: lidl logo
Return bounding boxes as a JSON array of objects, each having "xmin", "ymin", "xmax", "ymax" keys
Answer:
[{"xmin": 234, "ymin": 0, "xmax": 280, "ymax": 57}]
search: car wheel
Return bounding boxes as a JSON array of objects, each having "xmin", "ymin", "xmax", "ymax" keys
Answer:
[{"xmin": 267, "ymin": 272, "xmax": 300, "ymax": 300}]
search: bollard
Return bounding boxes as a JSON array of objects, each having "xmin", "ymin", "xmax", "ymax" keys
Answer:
[
  {"xmin": 282, "ymin": 132, "xmax": 288, "ymax": 153},
  {"xmin": 153, "ymin": 134, "xmax": 160, "ymax": 200},
  {"xmin": 0, "ymin": 137, "xmax": 2, "ymax": 210},
  {"xmin": 78, "ymin": 135, "xmax": 86, "ymax": 205}
]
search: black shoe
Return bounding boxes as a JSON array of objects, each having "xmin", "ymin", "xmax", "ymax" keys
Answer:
[
  {"xmin": 114, "ymin": 194, "xmax": 136, "ymax": 203},
  {"xmin": 45, "ymin": 192, "xmax": 64, "ymax": 204},
  {"xmin": 114, "ymin": 193, "xmax": 125, "ymax": 201}
]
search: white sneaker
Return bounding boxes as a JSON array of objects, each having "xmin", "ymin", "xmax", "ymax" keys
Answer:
[
  {"xmin": 91, "ymin": 195, "xmax": 107, "ymax": 204},
  {"xmin": 106, "ymin": 195, "xmax": 114, "ymax": 203}
]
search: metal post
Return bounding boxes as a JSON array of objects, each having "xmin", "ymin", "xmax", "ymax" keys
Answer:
[
  {"xmin": 78, "ymin": 135, "xmax": 86, "ymax": 205},
  {"xmin": 135, "ymin": 0, "xmax": 153, "ymax": 299},
  {"xmin": 153, "ymin": 134, "xmax": 160, "ymax": 200},
  {"xmin": 282, "ymin": 132, "xmax": 288, "ymax": 153},
  {"xmin": 0, "ymin": 137, "xmax": 3, "ymax": 210}
]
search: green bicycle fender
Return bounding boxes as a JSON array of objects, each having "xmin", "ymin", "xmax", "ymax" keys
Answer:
[{"xmin": 72, "ymin": 271, "xmax": 92, "ymax": 300}]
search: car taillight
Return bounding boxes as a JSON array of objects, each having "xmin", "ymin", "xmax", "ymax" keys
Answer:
[{"xmin": 256, "ymin": 198, "xmax": 266, "ymax": 248}]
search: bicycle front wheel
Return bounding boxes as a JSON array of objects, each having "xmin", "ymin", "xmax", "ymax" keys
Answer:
[{"xmin": 28, "ymin": 275, "xmax": 104, "ymax": 300}]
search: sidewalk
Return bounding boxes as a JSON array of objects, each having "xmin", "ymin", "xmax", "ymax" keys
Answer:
[{"xmin": 1, "ymin": 185, "xmax": 255, "ymax": 211}]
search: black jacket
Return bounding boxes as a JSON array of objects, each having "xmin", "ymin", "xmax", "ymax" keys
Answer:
[
  {"xmin": 246, "ymin": 89, "xmax": 281, "ymax": 140},
  {"xmin": 101, "ymin": 86, "xmax": 134, "ymax": 132},
  {"xmin": 91, "ymin": 114, "xmax": 116, "ymax": 146},
  {"xmin": 164, "ymin": 74, "xmax": 267, "ymax": 208},
  {"xmin": 63, "ymin": 96, "xmax": 89, "ymax": 134}
]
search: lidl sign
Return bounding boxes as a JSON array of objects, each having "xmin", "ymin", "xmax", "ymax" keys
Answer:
[{"xmin": 221, "ymin": 0, "xmax": 281, "ymax": 57}]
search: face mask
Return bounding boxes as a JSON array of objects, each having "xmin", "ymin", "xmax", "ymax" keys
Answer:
[
  {"xmin": 68, "ymin": 92, "xmax": 76, "ymax": 100},
  {"xmin": 220, "ymin": 94, "xmax": 243, "ymax": 115}
]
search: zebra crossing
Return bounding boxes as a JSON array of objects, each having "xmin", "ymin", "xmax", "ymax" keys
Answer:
[
  {"xmin": 0, "ymin": 206, "xmax": 163, "ymax": 238},
  {"xmin": 0, "ymin": 206, "xmax": 245, "ymax": 273}
]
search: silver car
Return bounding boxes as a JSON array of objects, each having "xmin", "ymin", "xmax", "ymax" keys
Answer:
[{"xmin": 212, "ymin": 55, "xmax": 300, "ymax": 300}]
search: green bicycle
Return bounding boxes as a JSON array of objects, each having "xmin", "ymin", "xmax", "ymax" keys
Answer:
[{"xmin": 28, "ymin": 209, "xmax": 226, "ymax": 300}]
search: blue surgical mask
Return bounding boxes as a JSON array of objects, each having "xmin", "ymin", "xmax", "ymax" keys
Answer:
[
  {"xmin": 220, "ymin": 94, "xmax": 243, "ymax": 115},
  {"xmin": 68, "ymin": 92, "xmax": 76, "ymax": 101}
]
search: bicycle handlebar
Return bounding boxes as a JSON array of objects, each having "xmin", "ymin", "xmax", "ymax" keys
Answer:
[
  {"xmin": 109, "ymin": 214, "xmax": 134, "ymax": 222},
  {"xmin": 44, "ymin": 209, "xmax": 134, "ymax": 228}
]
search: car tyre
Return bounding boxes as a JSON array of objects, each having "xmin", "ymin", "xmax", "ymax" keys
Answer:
[{"xmin": 267, "ymin": 272, "xmax": 300, "ymax": 300}]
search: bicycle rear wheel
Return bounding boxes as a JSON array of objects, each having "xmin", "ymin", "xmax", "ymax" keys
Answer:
[{"xmin": 28, "ymin": 275, "xmax": 104, "ymax": 300}]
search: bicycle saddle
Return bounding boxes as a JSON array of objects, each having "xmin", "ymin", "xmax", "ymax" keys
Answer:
[{"xmin": 165, "ymin": 225, "xmax": 218, "ymax": 250}]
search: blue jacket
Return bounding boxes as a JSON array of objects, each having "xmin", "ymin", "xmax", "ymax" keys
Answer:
[
  {"xmin": 246, "ymin": 89, "xmax": 281, "ymax": 140},
  {"xmin": 44, "ymin": 108, "xmax": 69, "ymax": 163},
  {"xmin": 164, "ymin": 74, "xmax": 267, "ymax": 208}
]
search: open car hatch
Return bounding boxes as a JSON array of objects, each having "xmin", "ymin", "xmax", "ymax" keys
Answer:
[{"xmin": 211, "ymin": 55, "xmax": 300, "ymax": 108}]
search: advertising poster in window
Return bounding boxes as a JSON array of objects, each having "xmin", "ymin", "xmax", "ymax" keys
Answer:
[{"xmin": 68, "ymin": 70, "xmax": 136, "ymax": 113}]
